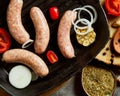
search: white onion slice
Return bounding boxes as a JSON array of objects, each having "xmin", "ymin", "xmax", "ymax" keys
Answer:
[
  {"xmin": 74, "ymin": 19, "xmax": 92, "ymax": 35},
  {"xmin": 83, "ymin": 5, "xmax": 97, "ymax": 24},
  {"xmin": 9, "ymin": 65, "xmax": 32, "ymax": 89}
]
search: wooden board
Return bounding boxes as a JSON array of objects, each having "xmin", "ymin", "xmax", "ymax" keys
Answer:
[{"xmin": 96, "ymin": 0, "xmax": 120, "ymax": 65}]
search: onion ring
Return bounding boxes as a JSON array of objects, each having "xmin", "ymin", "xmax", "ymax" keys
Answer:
[
  {"xmin": 74, "ymin": 19, "xmax": 92, "ymax": 35},
  {"xmin": 22, "ymin": 39, "xmax": 34, "ymax": 48},
  {"xmin": 83, "ymin": 5, "xmax": 97, "ymax": 24},
  {"xmin": 78, "ymin": 7, "xmax": 94, "ymax": 24},
  {"xmin": 71, "ymin": 5, "xmax": 97, "ymax": 36},
  {"xmin": 72, "ymin": 7, "xmax": 93, "ymax": 26},
  {"xmin": 71, "ymin": 7, "xmax": 83, "ymax": 26}
]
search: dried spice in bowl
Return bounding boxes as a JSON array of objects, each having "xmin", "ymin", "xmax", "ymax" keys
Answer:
[{"xmin": 81, "ymin": 64, "xmax": 116, "ymax": 96}]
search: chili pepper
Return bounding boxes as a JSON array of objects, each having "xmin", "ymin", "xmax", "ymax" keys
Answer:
[
  {"xmin": 0, "ymin": 28, "xmax": 11, "ymax": 53},
  {"xmin": 105, "ymin": 0, "xmax": 120, "ymax": 16},
  {"xmin": 49, "ymin": 6, "xmax": 59, "ymax": 20},
  {"xmin": 47, "ymin": 50, "xmax": 58, "ymax": 64}
]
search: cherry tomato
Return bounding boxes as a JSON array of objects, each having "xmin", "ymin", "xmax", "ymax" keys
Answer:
[
  {"xmin": 49, "ymin": 6, "xmax": 59, "ymax": 20},
  {"xmin": 105, "ymin": 0, "xmax": 120, "ymax": 16},
  {"xmin": 47, "ymin": 50, "xmax": 58, "ymax": 64},
  {"xmin": 0, "ymin": 28, "xmax": 11, "ymax": 53}
]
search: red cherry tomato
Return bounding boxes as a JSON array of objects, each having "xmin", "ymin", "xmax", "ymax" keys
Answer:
[
  {"xmin": 49, "ymin": 6, "xmax": 59, "ymax": 20},
  {"xmin": 47, "ymin": 50, "xmax": 58, "ymax": 64},
  {"xmin": 0, "ymin": 28, "xmax": 11, "ymax": 53}
]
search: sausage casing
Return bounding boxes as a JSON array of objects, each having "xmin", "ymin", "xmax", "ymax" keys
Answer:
[
  {"xmin": 2, "ymin": 49, "xmax": 49, "ymax": 77},
  {"xmin": 57, "ymin": 10, "xmax": 77, "ymax": 58},
  {"xmin": 30, "ymin": 7, "xmax": 50, "ymax": 54},
  {"xmin": 7, "ymin": 0, "xmax": 30, "ymax": 45}
]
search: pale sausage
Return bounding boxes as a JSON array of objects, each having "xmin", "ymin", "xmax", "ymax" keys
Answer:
[
  {"xmin": 2, "ymin": 49, "xmax": 49, "ymax": 77},
  {"xmin": 57, "ymin": 10, "xmax": 77, "ymax": 58},
  {"xmin": 7, "ymin": 0, "xmax": 33, "ymax": 48},
  {"xmin": 30, "ymin": 7, "xmax": 50, "ymax": 54}
]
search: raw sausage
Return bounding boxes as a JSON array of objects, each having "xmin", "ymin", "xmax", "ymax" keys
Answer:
[
  {"xmin": 57, "ymin": 10, "xmax": 77, "ymax": 58},
  {"xmin": 30, "ymin": 7, "xmax": 50, "ymax": 54},
  {"xmin": 2, "ymin": 49, "xmax": 49, "ymax": 77},
  {"xmin": 7, "ymin": 0, "xmax": 33, "ymax": 48}
]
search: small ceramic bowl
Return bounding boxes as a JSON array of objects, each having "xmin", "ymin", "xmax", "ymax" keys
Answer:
[{"xmin": 81, "ymin": 63, "xmax": 117, "ymax": 96}]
